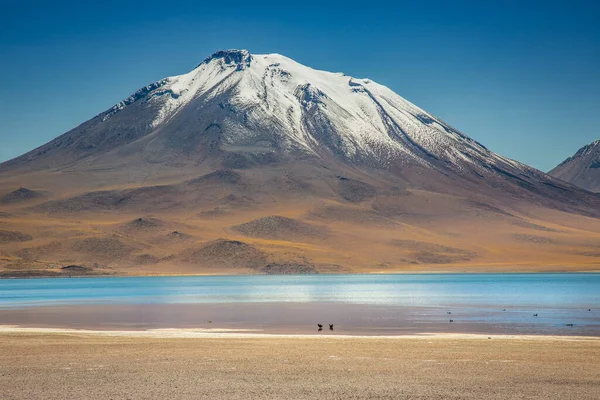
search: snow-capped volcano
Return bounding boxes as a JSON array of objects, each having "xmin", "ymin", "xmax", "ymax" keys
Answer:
[
  {"xmin": 94, "ymin": 49, "xmax": 526, "ymax": 174},
  {"xmin": 3, "ymin": 50, "xmax": 528, "ymax": 176},
  {"xmin": 2, "ymin": 49, "xmax": 600, "ymax": 276}
]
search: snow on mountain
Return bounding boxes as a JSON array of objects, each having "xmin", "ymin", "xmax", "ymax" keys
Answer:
[{"xmin": 91, "ymin": 49, "xmax": 530, "ymax": 176}]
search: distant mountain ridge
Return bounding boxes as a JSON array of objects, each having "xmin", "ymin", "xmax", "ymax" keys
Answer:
[{"xmin": 550, "ymin": 140, "xmax": 600, "ymax": 192}]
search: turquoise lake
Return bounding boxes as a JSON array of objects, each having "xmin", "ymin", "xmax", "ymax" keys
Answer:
[{"xmin": 1, "ymin": 273, "xmax": 599, "ymax": 308}]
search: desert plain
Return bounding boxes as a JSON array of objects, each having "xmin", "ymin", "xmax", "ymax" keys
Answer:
[{"xmin": 1, "ymin": 329, "xmax": 599, "ymax": 400}]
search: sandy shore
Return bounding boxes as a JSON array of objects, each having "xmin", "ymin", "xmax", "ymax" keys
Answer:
[
  {"xmin": 1, "ymin": 329, "xmax": 599, "ymax": 399},
  {"xmin": 2, "ymin": 325, "xmax": 600, "ymax": 340}
]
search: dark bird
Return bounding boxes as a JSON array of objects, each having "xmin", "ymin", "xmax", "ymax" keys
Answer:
[
  {"xmin": 503, "ymin": 309, "xmax": 506, "ymax": 312},
  {"xmin": 447, "ymin": 311, "xmax": 451, "ymax": 315},
  {"xmin": 329, "ymin": 324, "xmax": 334, "ymax": 331},
  {"xmin": 533, "ymin": 314, "xmax": 538, "ymax": 317},
  {"xmin": 449, "ymin": 319, "xmax": 454, "ymax": 323},
  {"xmin": 589, "ymin": 309, "xmax": 592, "ymax": 312},
  {"xmin": 317, "ymin": 324, "xmax": 323, "ymax": 331},
  {"xmin": 566, "ymin": 323, "xmax": 574, "ymax": 327}
]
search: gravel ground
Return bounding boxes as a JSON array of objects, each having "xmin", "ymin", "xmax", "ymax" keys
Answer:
[{"xmin": 1, "ymin": 333, "xmax": 599, "ymax": 399}]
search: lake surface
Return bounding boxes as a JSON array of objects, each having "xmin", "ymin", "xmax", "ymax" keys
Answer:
[{"xmin": 1, "ymin": 274, "xmax": 599, "ymax": 335}]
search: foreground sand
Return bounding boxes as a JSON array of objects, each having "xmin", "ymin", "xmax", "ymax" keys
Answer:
[{"xmin": 1, "ymin": 330, "xmax": 599, "ymax": 399}]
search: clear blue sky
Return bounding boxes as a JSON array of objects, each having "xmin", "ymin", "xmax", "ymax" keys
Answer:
[{"xmin": 1, "ymin": 0, "xmax": 598, "ymax": 171}]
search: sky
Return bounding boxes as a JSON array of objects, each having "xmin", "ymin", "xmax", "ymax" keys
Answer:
[{"xmin": 0, "ymin": 0, "xmax": 598, "ymax": 172}]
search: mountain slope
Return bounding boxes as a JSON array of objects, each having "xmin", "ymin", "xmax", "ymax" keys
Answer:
[
  {"xmin": 550, "ymin": 140, "xmax": 600, "ymax": 192},
  {"xmin": 1, "ymin": 49, "xmax": 600, "ymax": 276}
]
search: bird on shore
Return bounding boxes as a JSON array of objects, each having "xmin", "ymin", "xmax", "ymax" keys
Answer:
[
  {"xmin": 317, "ymin": 324, "xmax": 323, "ymax": 331},
  {"xmin": 449, "ymin": 319, "xmax": 454, "ymax": 323},
  {"xmin": 447, "ymin": 311, "xmax": 451, "ymax": 315},
  {"xmin": 329, "ymin": 324, "xmax": 334, "ymax": 331}
]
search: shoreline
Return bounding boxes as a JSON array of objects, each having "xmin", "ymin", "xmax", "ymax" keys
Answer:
[
  {"xmin": 1, "ymin": 325, "xmax": 599, "ymax": 340},
  {"xmin": 2, "ymin": 302, "xmax": 598, "ymax": 337},
  {"xmin": 2, "ymin": 270, "xmax": 600, "ymax": 279}
]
